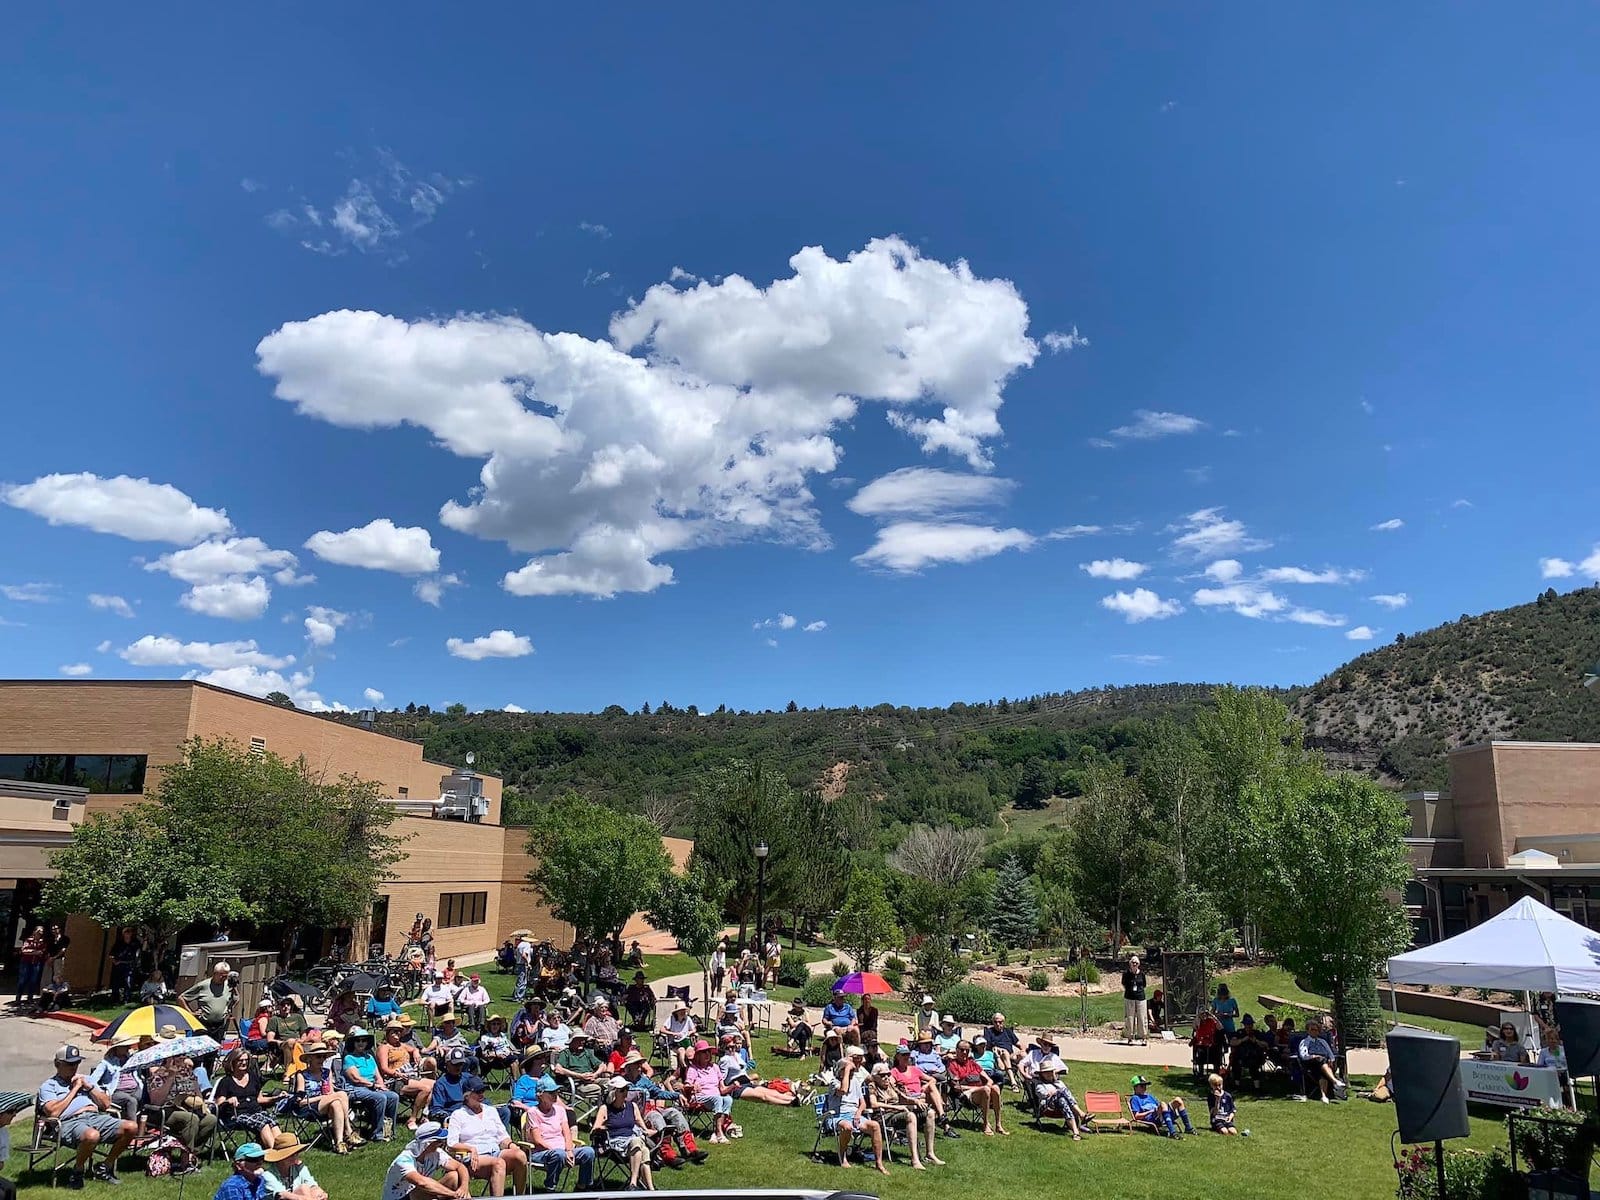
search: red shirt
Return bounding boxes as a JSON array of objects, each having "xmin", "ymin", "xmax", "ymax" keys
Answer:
[{"xmin": 948, "ymin": 1057, "xmax": 984, "ymax": 1085}]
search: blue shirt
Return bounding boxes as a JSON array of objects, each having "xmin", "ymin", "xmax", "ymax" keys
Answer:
[
  {"xmin": 1210, "ymin": 996, "xmax": 1240, "ymax": 1033},
  {"xmin": 511, "ymin": 1072, "xmax": 557, "ymax": 1107},
  {"xmin": 213, "ymin": 1171, "xmax": 268, "ymax": 1200},
  {"xmin": 985, "ymin": 1026, "xmax": 1019, "ymax": 1053},
  {"xmin": 1129, "ymin": 1091, "xmax": 1160, "ymax": 1118},
  {"xmin": 39, "ymin": 1076, "xmax": 97, "ymax": 1121},
  {"xmin": 431, "ymin": 1074, "xmax": 467, "ymax": 1114},
  {"xmin": 911, "ymin": 1048, "xmax": 944, "ymax": 1076},
  {"xmin": 1298, "ymin": 1035, "xmax": 1334, "ymax": 1062},
  {"xmin": 366, "ymin": 998, "xmax": 402, "ymax": 1020},
  {"xmin": 822, "ymin": 1001, "xmax": 855, "ymax": 1028}
]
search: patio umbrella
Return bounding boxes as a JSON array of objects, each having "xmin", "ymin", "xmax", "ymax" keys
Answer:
[
  {"xmin": 834, "ymin": 971, "xmax": 894, "ymax": 996},
  {"xmin": 269, "ymin": 977, "xmax": 322, "ymax": 1003},
  {"xmin": 335, "ymin": 970, "xmax": 385, "ymax": 994},
  {"xmin": 509, "ymin": 929, "xmax": 533, "ymax": 939},
  {"xmin": 93, "ymin": 1004, "xmax": 205, "ymax": 1044},
  {"xmin": 123, "ymin": 1034, "xmax": 220, "ymax": 1072}
]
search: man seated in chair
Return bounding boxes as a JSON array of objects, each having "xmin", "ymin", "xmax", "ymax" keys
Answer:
[
  {"xmin": 475, "ymin": 1014, "xmax": 517, "ymax": 1081},
  {"xmin": 777, "ymin": 998, "xmax": 812, "ymax": 1058},
  {"xmin": 445, "ymin": 1078, "xmax": 528, "ymax": 1198},
  {"xmin": 621, "ymin": 1050, "xmax": 708, "ymax": 1166},
  {"xmin": 381, "ymin": 1122, "xmax": 468, "ymax": 1200},
  {"xmin": 1228, "ymin": 1014, "xmax": 1269, "ymax": 1088},
  {"xmin": 555, "ymin": 1031, "xmax": 608, "ymax": 1109},
  {"xmin": 582, "ymin": 997, "xmax": 621, "ymax": 1056},
  {"xmin": 622, "ymin": 972, "xmax": 655, "ymax": 1031},
  {"xmin": 821, "ymin": 989, "xmax": 859, "ymax": 1045},
  {"xmin": 1296, "ymin": 1018, "xmax": 1343, "ymax": 1102},
  {"xmin": 39, "ymin": 1043, "xmax": 139, "ymax": 1188},
  {"xmin": 423, "ymin": 1015, "xmax": 476, "ymax": 1074},
  {"xmin": 427, "ymin": 1052, "xmax": 471, "ymax": 1123},
  {"xmin": 453, "ymin": 977, "xmax": 490, "ymax": 1033}
]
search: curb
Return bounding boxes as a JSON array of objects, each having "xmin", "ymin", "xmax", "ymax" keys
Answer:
[{"xmin": 39, "ymin": 1010, "xmax": 109, "ymax": 1034}]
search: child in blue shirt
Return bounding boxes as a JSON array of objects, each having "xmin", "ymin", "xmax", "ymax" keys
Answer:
[
  {"xmin": 1129, "ymin": 1075, "xmax": 1193, "ymax": 1138},
  {"xmin": 1206, "ymin": 1073, "xmax": 1238, "ymax": 1134}
]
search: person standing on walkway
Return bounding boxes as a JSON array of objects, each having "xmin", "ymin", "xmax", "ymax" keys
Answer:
[{"xmin": 1121, "ymin": 955, "xmax": 1148, "ymax": 1046}]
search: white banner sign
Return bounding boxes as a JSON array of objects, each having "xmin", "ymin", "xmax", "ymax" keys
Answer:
[{"xmin": 1460, "ymin": 1059, "xmax": 1563, "ymax": 1109}]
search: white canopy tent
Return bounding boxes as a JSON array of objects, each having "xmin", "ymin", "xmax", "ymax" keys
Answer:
[{"xmin": 1387, "ymin": 896, "xmax": 1600, "ymax": 995}]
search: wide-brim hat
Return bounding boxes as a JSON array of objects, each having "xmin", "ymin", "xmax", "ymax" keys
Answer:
[
  {"xmin": 691, "ymin": 1039, "xmax": 712, "ymax": 1054},
  {"xmin": 522, "ymin": 1047, "xmax": 551, "ymax": 1065},
  {"xmin": 303, "ymin": 1043, "xmax": 334, "ymax": 1058},
  {"xmin": 263, "ymin": 1137, "xmax": 308, "ymax": 1162},
  {"xmin": 621, "ymin": 1051, "xmax": 646, "ymax": 1067},
  {"xmin": 385, "ymin": 1018, "xmax": 407, "ymax": 1032},
  {"xmin": 672, "ymin": 1001, "xmax": 689, "ymax": 1013},
  {"xmin": 111, "ymin": 1034, "xmax": 140, "ymax": 1050},
  {"xmin": 398, "ymin": 1015, "xmax": 415, "ymax": 1027},
  {"xmin": 484, "ymin": 1013, "xmax": 505, "ymax": 1027}
]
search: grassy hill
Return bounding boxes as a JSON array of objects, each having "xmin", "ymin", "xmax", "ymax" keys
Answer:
[{"xmin": 1296, "ymin": 585, "xmax": 1600, "ymax": 788}]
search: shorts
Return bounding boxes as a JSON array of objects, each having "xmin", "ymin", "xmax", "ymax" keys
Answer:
[
  {"xmin": 60, "ymin": 1112, "xmax": 125, "ymax": 1145},
  {"xmin": 727, "ymin": 1082, "xmax": 750, "ymax": 1099}
]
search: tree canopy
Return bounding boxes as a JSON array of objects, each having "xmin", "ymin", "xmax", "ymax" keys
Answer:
[{"xmin": 526, "ymin": 794, "xmax": 673, "ymax": 944}]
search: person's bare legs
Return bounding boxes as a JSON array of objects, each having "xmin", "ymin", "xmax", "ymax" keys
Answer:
[
  {"xmin": 503, "ymin": 1146, "xmax": 528, "ymax": 1192},
  {"xmin": 921, "ymin": 1107, "xmax": 944, "ymax": 1164},
  {"xmin": 866, "ymin": 1119, "xmax": 888, "ymax": 1175},
  {"xmin": 473, "ymin": 1153, "xmax": 506, "ymax": 1197}
]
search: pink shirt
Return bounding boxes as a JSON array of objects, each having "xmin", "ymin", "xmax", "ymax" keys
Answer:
[
  {"xmin": 525, "ymin": 1101, "xmax": 572, "ymax": 1152},
  {"xmin": 890, "ymin": 1065, "xmax": 926, "ymax": 1097},
  {"xmin": 684, "ymin": 1064, "xmax": 725, "ymax": 1103}
]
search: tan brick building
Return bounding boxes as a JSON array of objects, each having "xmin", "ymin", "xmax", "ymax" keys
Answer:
[
  {"xmin": 1404, "ymin": 741, "xmax": 1600, "ymax": 944},
  {"xmin": 0, "ymin": 680, "xmax": 688, "ymax": 989}
]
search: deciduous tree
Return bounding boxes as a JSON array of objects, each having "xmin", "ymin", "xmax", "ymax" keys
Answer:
[
  {"xmin": 833, "ymin": 869, "xmax": 900, "ymax": 973},
  {"xmin": 526, "ymin": 795, "xmax": 672, "ymax": 947}
]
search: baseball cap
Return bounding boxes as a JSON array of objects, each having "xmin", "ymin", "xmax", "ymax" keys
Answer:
[
  {"xmin": 607, "ymin": 1077, "xmax": 630, "ymax": 1091},
  {"xmin": 234, "ymin": 1142, "xmax": 267, "ymax": 1162},
  {"xmin": 846, "ymin": 1045, "xmax": 866, "ymax": 1058},
  {"xmin": 1131, "ymin": 1074, "xmax": 1151, "ymax": 1088},
  {"xmin": 54, "ymin": 1044, "xmax": 83, "ymax": 1065},
  {"xmin": 462, "ymin": 1075, "xmax": 488, "ymax": 1094}
]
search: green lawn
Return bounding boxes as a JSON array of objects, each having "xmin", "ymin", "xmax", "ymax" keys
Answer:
[
  {"xmin": 994, "ymin": 797, "xmax": 1072, "ymax": 840},
  {"xmin": 6, "ymin": 1030, "xmax": 1513, "ymax": 1200}
]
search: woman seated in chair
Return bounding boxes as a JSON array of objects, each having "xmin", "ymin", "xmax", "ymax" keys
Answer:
[
  {"xmin": 608, "ymin": 1029, "xmax": 649, "ymax": 1076},
  {"xmin": 590, "ymin": 1077, "xmax": 656, "ymax": 1191},
  {"xmin": 341, "ymin": 1027, "xmax": 400, "ymax": 1141},
  {"xmin": 286, "ymin": 1043, "xmax": 359, "ymax": 1154},
  {"xmin": 683, "ymin": 1040, "xmax": 736, "ymax": 1144},
  {"xmin": 833, "ymin": 1047, "xmax": 888, "ymax": 1175},
  {"xmin": 146, "ymin": 1051, "xmax": 219, "ymax": 1164},
  {"xmin": 378, "ymin": 1020, "xmax": 433, "ymax": 1131},
  {"xmin": 622, "ymin": 972, "xmax": 655, "ymax": 1031},
  {"xmin": 475, "ymin": 1014, "xmax": 517, "ymax": 1080},
  {"xmin": 777, "ymin": 998, "xmax": 812, "ymax": 1058},
  {"xmin": 656, "ymin": 1000, "xmax": 698, "ymax": 1076},
  {"xmin": 326, "ymin": 986, "xmax": 361, "ymax": 1037},
  {"xmin": 214, "ymin": 1048, "xmax": 285, "ymax": 1150},
  {"xmin": 865, "ymin": 1061, "xmax": 936, "ymax": 1169}
]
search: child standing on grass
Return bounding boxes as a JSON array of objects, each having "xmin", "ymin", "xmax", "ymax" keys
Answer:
[{"xmin": 1206, "ymin": 1073, "xmax": 1238, "ymax": 1135}]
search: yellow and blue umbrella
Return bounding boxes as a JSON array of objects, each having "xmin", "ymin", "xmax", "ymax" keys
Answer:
[{"xmin": 93, "ymin": 1003, "xmax": 205, "ymax": 1043}]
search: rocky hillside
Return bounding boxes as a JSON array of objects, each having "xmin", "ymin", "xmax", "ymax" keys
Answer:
[{"xmin": 1297, "ymin": 586, "xmax": 1600, "ymax": 789}]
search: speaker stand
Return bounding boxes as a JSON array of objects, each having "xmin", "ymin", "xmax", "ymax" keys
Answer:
[{"xmin": 1434, "ymin": 1139, "xmax": 1447, "ymax": 1200}]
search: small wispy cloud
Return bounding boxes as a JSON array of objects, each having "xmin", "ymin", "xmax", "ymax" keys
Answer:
[
  {"xmin": 1370, "ymin": 518, "xmax": 1404, "ymax": 531},
  {"xmin": 239, "ymin": 178, "xmax": 264, "ymax": 194},
  {"xmin": 1045, "ymin": 524, "xmax": 1103, "ymax": 540},
  {"xmin": 88, "ymin": 593, "xmax": 135, "ymax": 618},
  {"xmin": 1159, "ymin": 100, "xmax": 1178, "ymax": 113},
  {"xmin": 578, "ymin": 221, "xmax": 612, "ymax": 239},
  {"xmin": 1041, "ymin": 327, "xmax": 1089, "ymax": 354},
  {"xmin": 1359, "ymin": 398, "xmax": 1374, "ymax": 415},
  {"xmin": 1100, "ymin": 588, "xmax": 1183, "ymax": 623},
  {"xmin": 1371, "ymin": 592, "xmax": 1410, "ymax": 609},
  {"xmin": 1184, "ymin": 466, "xmax": 1212, "ymax": 485},
  {"xmin": 669, "ymin": 266, "xmax": 700, "ymax": 284},
  {"xmin": 804, "ymin": 620, "xmax": 827, "ymax": 633},
  {"xmin": 1346, "ymin": 625, "xmax": 1376, "ymax": 641},
  {"xmin": 263, "ymin": 148, "xmax": 466, "ymax": 261},
  {"xmin": 583, "ymin": 268, "xmax": 612, "ymax": 287},
  {"xmin": 1081, "ymin": 558, "xmax": 1148, "ymax": 580},
  {"xmin": 1168, "ymin": 508, "xmax": 1270, "ymax": 559},
  {"xmin": 1451, "ymin": 498, "xmax": 1473, "ymax": 509},
  {"xmin": 1106, "ymin": 410, "xmax": 1205, "ymax": 442},
  {"xmin": 59, "ymin": 662, "xmax": 93, "ymax": 677},
  {"xmin": 1, "ymin": 582, "xmax": 56, "ymax": 603},
  {"xmin": 754, "ymin": 613, "xmax": 798, "ymax": 631},
  {"xmin": 1112, "ymin": 652, "xmax": 1166, "ymax": 665}
]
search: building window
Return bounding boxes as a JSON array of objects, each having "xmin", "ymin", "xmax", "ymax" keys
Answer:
[
  {"xmin": 1403, "ymin": 881, "xmax": 1428, "ymax": 907},
  {"xmin": 397, "ymin": 786, "xmax": 409, "ymax": 799},
  {"xmin": 249, "ymin": 737, "xmax": 266, "ymax": 757},
  {"xmin": 0, "ymin": 753, "xmax": 148, "ymax": 794},
  {"xmin": 438, "ymin": 891, "xmax": 487, "ymax": 929}
]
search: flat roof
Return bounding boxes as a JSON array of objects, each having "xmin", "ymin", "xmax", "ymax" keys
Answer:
[
  {"xmin": 1418, "ymin": 866, "xmax": 1600, "ymax": 879},
  {"xmin": 1449, "ymin": 739, "xmax": 1600, "ymax": 755}
]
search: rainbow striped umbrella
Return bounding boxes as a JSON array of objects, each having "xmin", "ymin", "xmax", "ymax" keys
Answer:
[{"xmin": 835, "ymin": 971, "xmax": 894, "ymax": 996}]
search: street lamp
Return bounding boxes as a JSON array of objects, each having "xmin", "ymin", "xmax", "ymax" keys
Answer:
[{"xmin": 754, "ymin": 841, "xmax": 769, "ymax": 962}]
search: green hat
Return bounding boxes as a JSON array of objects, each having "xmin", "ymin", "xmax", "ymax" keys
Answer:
[{"xmin": 1131, "ymin": 1074, "xmax": 1150, "ymax": 1088}]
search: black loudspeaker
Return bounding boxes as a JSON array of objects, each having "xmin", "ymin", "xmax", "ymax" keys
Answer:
[
  {"xmin": 1556, "ymin": 998, "xmax": 1600, "ymax": 1077},
  {"xmin": 1387, "ymin": 1026, "xmax": 1471, "ymax": 1144}
]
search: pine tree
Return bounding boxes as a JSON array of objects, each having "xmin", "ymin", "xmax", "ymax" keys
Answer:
[{"xmin": 988, "ymin": 853, "xmax": 1040, "ymax": 949}]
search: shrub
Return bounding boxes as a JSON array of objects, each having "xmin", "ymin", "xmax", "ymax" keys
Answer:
[
  {"xmin": 936, "ymin": 982, "xmax": 1008, "ymax": 1025},
  {"xmin": 883, "ymin": 965, "xmax": 904, "ymax": 992},
  {"xmin": 830, "ymin": 959, "xmax": 849, "ymax": 979},
  {"xmin": 1066, "ymin": 959, "xmax": 1100, "ymax": 986},
  {"xmin": 913, "ymin": 939, "xmax": 967, "ymax": 997},
  {"xmin": 996, "ymin": 947, "xmax": 1009, "ymax": 967},
  {"xmin": 776, "ymin": 950, "xmax": 810, "ymax": 988},
  {"xmin": 1026, "ymin": 970, "xmax": 1049, "ymax": 992},
  {"xmin": 883, "ymin": 954, "xmax": 908, "ymax": 974},
  {"xmin": 800, "ymin": 975, "xmax": 838, "ymax": 1007}
]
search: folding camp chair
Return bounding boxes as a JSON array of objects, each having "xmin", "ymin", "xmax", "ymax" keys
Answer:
[
  {"xmin": 808, "ymin": 1091, "xmax": 842, "ymax": 1161},
  {"xmin": 589, "ymin": 1126, "xmax": 662, "ymax": 1189},
  {"xmin": 1083, "ymin": 1091, "xmax": 1132, "ymax": 1132},
  {"xmin": 22, "ymin": 1098, "xmax": 122, "ymax": 1187}
]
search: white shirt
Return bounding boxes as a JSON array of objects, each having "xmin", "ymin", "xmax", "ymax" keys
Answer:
[
  {"xmin": 422, "ymin": 983, "xmax": 455, "ymax": 1007},
  {"xmin": 383, "ymin": 1147, "xmax": 443, "ymax": 1200},
  {"xmin": 516, "ymin": 940, "xmax": 534, "ymax": 966},
  {"xmin": 448, "ymin": 1104, "xmax": 508, "ymax": 1154},
  {"xmin": 455, "ymin": 985, "xmax": 490, "ymax": 1007},
  {"xmin": 539, "ymin": 1022, "xmax": 572, "ymax": 1052}
]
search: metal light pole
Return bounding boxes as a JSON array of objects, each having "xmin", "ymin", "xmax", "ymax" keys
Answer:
[{"xmin": 754, "ymin": 841, "xmax": 769, "ymax": 968}]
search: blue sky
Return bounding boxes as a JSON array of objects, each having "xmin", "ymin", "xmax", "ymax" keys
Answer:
[{"xmin": 3, "ymin": 6, "xmax": 1598, "ymax": 714}]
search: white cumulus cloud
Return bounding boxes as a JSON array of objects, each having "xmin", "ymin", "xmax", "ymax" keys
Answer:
[
  {"xmin": 1371, "ymin": 592, "xmax": 1410, "ymax": 609},
  {"xmin": 1169, "ymin": 509, "xmax": 1270, "ymax": 559},
  {"xmin": 258, "ymin": 237, "xmax": 1044, "ymax": 599},
  {"xmin": 1258, "ymin": 566, "xmax": 1365, "ymax": 585},
  {"xmin": 853, "ymin": 522, "xmax": 1034, "ymax": 573},
  {"xmin": 1041, "ymin": 327, "xmax": 1089, "ymax": 353},
  {"xmin": 2, "ymin": 472, "xmax": 231, "ymax": 544},
  {"xmin": 1100, "ymin": 588, "xmax": 1182, "ymax": 623},
  {"xmin": 146, "ymin": 537, "xmax": 300, "ymax": 584},
  {"xmin": 363, "ymin": 687, "xmax": 385, "ymax": 704},
  {"xmin": 120, "ymin": 635, "xmax": 294, "ymax": 670},
  {"xmin": 502, "ymin": 703, "xmax": 528, "ymax": 713},
  {"xmin": 1204, "ymin": 559, "xmax": 1243, "ymax": 583},
  {"xmin": 1370, "ymin": 518, "xmax": 1405, "ymax": 531},
  {"xmin": 1540, "ymin": 557, "xmax": 1576, "ymax": 579},
  {"xmin": 804, "ymin": 620, "xmax": 827, "ymax": 633},
  {"xmin": 186, "ymin": 664, "xmax": 343, "ymax": 711},
  {"xmin": 1081, "ymin": 558, "xmax": 1147, "ymax": 580},
  {"xmin": 59, "ymin": 663, "xmax": 92, "ymax": 677},
  {"xmin": 88, "ymin": 593, "xmax": 135, "ymax": 618},
  {"xmin": 305, "ymin": 519, "xmax": 441, "ymax": 575},
  {"xmin": 847, "ymin": 468, "xmax": 1014, "ymax": 518},
  {"xmin": 1346, "ymin": 625, "xmax": 1376, "ymax": 641},
  {"xmin": 303, "ymin": 605, "xmax": 350, "ymax": 647},
  {"xmin": 180, "ymin": 576, "xmax": 271, "ymax": 620},
  {"xmin": 447, "ymin": 629, "xmax": 534, "ymax": 660}
]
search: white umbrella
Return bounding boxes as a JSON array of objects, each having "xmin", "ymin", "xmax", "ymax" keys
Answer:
[{"xmin": 123, "ymin": 1034, "xmax": 220, "ymax": 1072}]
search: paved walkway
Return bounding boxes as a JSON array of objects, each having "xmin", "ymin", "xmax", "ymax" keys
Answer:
[
  {"xmin": 646, "ymin": 952, "xmax": 1390, "ymax": 1076},
  {"xmin": 0, "ymin": 1012, "xmax": 100, "ymax": 1095}
]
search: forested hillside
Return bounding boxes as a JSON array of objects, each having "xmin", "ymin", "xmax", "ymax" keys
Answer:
[
  {"xmin": 351, "ymin": 684, "xmax": 1216, "ymax": 835},
  {"xmin": 327, "ymin": 585, "xmax": 1600, "ymax": 822},
  {"xmin": 1296, "ymin": 585, "xmax": 1600, "ymax": 789}
]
